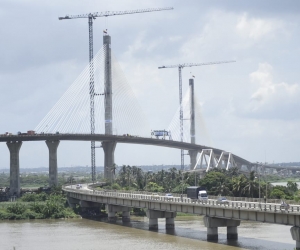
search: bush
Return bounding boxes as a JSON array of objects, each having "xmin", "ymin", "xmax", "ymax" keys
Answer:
[
  {"xmin": 23, "ymin": 210, "xmax": 43, "ymax": 219},
  {"xmin": 7, "ymin": 203, "xmax": 27, "ymax": 215},
  {"xmin": 30, "ymin": 203, "xmax": 45, "ymax": 215},
  {"xmin": 21, "ymin": 192, "xmax": 48, "ymax": 202},
  {"xmin": 111, "ymin": 183, "xmax": 121, "ymax": 190}
]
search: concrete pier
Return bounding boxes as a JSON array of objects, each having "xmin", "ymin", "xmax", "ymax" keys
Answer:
[
  {"xmin": 7, "ymin": 141, "xmax": 22, "ymax": 196},
  {"xmin": 290, "ymin": 226, "xmax": 300, "ymax": 250},
  {"xmin": 227, "ymin": 226, "xmax": 238, "ymax": 239},
  {"xmin": 207, "ymin": 227, "xmax": 218, "ymax": 240},
  {"xmin": 166, "ymin": 217, "xmax": 175, "ymax": 229},
  {"xmin": 122, "ymin": 211, "xmax": 130, "ymax": 223},
  {"xmin": 146, "ymin": 209, "xmax": 176, "ymax": 230},
  {"xmin": 149, "ymin": 218, "xmax": 158, "ymax": 230},
  {"xmin": 102, "ymin": 141, "xmax": 116, "ymax": 181},
  {"xmin": 67, "ymin": 196, "xmax": 80, "ymax": 208},
  {"xmin": 203, "ymin": 216, "xmax": 240, "ymax": 240},
  {"xmin": 189, "ymin": 150, "xmax": 198, "ymax": 170},
  {"xmin": 106, "ymin": 204, "xmax": 131, "ymax": 223},
  {"xmin": 46, "ymin": 140, "xmax": 60, "ymax": 187}
]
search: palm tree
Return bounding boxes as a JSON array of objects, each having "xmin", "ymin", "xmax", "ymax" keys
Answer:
[
  {"xmin": 243, "ymin": 171, "xmax": 259, "ymax": 198},
  {"xmin": 232, "ymin": 175, "xmax": 247, "ymax": 197}
]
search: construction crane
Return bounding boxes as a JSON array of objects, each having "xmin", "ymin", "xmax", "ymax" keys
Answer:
[
  {"xmin": 59, "ymin": 7, "xmax": 173, "ymax": 183},
  {"xmin": 158, "ymin": 60, "xmax": 235, "ymax": 170}
]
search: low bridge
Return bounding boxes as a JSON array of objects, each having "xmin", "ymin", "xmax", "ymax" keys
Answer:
[{"xmin": 63, "ymin": 185, "xmax": 300, "ymax": 249}]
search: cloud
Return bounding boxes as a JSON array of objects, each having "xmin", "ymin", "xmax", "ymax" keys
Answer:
[
  {"xmin": 244, "ymin": 63, "xmax": 300, "ymax": 119},
  {"xmin": 236, "ymin": 13, "xmax": 284, "ymax": 41}
]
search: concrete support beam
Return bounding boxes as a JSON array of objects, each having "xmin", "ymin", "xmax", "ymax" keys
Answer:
[
  {"xmin": 290, "ymin": 226, "xmax": 300, "ymax": 250},
  {"xmin": 67, "ymin": 196, "xmax": 80, "ymax": 208},
  {"xmin": 146, "ymin": 209, "xmax": 176, "ymax": 230},
  {"xmin": 189, "ymin": 150, "xmax": 198, "ymax": 170},
  {"xmin": 207, "ymin": 227, "xmax": 218, "ymax": 240},
  {"xmin": 7, "ymin": 141, "xmax": 22, "ymax": 197},
  {"xmin": 203, "ymin": 216, "xmax": 240, "ymax": 240},
  {"xmin": 106, "ymin": 204, "xmax": 131, "ymax": 223},
  {"xmin": 80, "ymin": 200, "xmax": 101, "ymax": 208},
  {"xmin": 102, "ymin": 141, "xmax": 116, "ymax": 181},
  {"xmin": 149, "ymin": 218, "xmax": 158, "ymax": 230},
  {"xmin": 122, "ymin": 211, "xmax": 130, "ymax": 223},
  {"xmin": 166, "ymin": 217, "xmax": 175, "ymax": 229},
  {"xmin": 46, "ymin": 140, "xmax": 60, "ymax": 187},
  {"xmin": 227, "ymin": 226, "xmax": 238, "ymax": 239}
]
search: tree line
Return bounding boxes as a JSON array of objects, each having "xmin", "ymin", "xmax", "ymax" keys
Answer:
[{"xmin": 107, "ymin": 166, "xmax": 299, "ymax": 200}]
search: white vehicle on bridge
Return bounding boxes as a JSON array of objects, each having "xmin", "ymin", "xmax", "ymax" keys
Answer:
[
  {"xmin": 216, "ymin": 196, "xmax": 229, "ymax": 205},
  {"xmin": 198, "ymin": 190, "xmax": 208, "ymax": 201}
]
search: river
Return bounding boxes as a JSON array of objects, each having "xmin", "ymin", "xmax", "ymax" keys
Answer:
[{"xmin": 0, "ymin": 216, "xmax": 295, "ymax": 250}]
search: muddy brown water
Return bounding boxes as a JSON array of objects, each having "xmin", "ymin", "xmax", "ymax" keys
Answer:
[{"xmin": 0, "ymin": 216, "xmax": 295, "ymax": 250}]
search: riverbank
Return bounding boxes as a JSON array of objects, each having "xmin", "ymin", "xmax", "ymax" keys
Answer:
[{"xmin": 0, "ymin": 193, "xmax": 79, "ymax": 220}]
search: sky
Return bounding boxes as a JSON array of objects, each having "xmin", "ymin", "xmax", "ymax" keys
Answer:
[{"xmin": 0, "ymin": 0, "xmax": 300, "ymax": 169}]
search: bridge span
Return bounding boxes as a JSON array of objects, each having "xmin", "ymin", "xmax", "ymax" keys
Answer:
[
  {"xmin": 0, "ymin": 133, "xmax": 252, "ymax": 196},
  {"xmin": 64, "ymin": 185, "xmax": 300, "ymax": 249}
]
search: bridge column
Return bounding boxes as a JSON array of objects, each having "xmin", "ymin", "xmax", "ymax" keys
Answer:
[
  {"xmin": 189, "ymin": 150, "xmax": 198, "ymax": 170},
  {"xmin": 7, "ymin": 141, "xmax": 22, "ymax": 197},
  {"xmin": 291, "ymin": 226, "xmax": 300, "ymax": 249},
  {"xmin": 203, "ymin": 216, "xmax": 240, "ymax": 240},
  {"xmin": 102, "ymin": 141, "xmax": 117, "ymax": 181},
  {"xmin": 106, "ymin": 204, "xmax": 131, "ymax": 223},
  {"xmin": 146, "ymin": 209, "xmax": 176, "ymax": 230},
  {"xmin": 46, "ymin": 140, "xmax": 60, "ymax": 187},
  {"xmin": 67, "ymin": 196, "xmax": 80, "ymax": 208}
]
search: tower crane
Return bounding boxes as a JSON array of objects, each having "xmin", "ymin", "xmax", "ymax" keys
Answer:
[
  {"xmin": 158, "ymin": 60, "xmax": 235, "ymax": 170},
  {"xmin": 59, "ymin": 7, "xmax": 173, "ymax": 183}
]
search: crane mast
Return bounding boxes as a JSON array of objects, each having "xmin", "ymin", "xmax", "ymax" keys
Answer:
[
  {"xmin": 59, "ymin": 7, "xmax": 173, "ymax": 183},
  {"xmin": 158, "ymin": 60, "xmax": 235, "ymax": 170}
]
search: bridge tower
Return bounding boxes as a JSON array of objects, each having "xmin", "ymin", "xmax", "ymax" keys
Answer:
[
  {"xmin": 188, "ymin": 78, "xmax": 198, "ymax": 170},
  {"xmin": 102, "ymin": 34, "xmax": 116, "ymax": 181}
]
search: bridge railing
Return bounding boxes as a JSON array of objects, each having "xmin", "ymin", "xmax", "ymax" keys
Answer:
[
  {"xmin": 63, "ymin": 186, "xmax": 300, "ymax": 214},
  {"xmin": 208, "ymin": 195, "xmax": 300, "ymax": 205}
]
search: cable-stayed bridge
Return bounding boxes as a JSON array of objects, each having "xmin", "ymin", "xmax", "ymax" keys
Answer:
[{"xmin": 1, "ymin": 34, "xmax": 290, "ymax": 198}]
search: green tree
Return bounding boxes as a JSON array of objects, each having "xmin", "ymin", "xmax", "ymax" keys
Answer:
[
  {"xmin": 287, "ymin": 181, "xmax": 298, "ymax": 195},
  {"xmin": 146, "ymin": 182, "xmax": 163, "ymax": 192},
  {"xmin": 199, "ymin": 170, "xmax": 228, "ymax": 194},
  {"xmin": 270, "ymin": 188, "xmax": 286, "ymax": 199},
  {"xmin": 232, "ymin": 175, "xmax": 247, "ymax": 197},
  {"xmin": 243, "ymin": 171, "xmax": 259, "ymax": 198}
]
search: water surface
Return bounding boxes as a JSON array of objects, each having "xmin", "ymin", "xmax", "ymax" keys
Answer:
[{"xmin": 0, "ymin": 216, "xmax": 295, "ymax": 250}]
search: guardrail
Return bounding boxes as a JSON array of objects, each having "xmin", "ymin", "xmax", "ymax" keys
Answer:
[
  {"xmin": 208, "ymin": 195, "xmax": 300, "ymax": 205},
  {"xmin": 63, "ymin": 186, "xmax": 300, "ymax": 214}
]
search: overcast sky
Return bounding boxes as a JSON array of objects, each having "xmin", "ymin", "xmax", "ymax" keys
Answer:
[{"xmin": 0, "ymin": 0, "xmax": 300, "ymax": 169}]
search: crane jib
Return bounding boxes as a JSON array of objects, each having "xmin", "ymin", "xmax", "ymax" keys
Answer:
[{"xmin": 58, "ymin": 7, "xmax": 173, "ymax": 20}]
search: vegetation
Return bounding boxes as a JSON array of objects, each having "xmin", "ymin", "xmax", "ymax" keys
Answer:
[
  {"xmin": 0, "ymin": 190, "xmax": 79, "ymax": 220},
  {"xmin": 100, "ymin": 166, "xmax": 300, "ymax": 201}
]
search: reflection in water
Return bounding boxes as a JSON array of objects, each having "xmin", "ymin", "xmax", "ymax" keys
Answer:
[{"xmin": 0, "ymin": 216, "xmax": 295, "ymax": 250}]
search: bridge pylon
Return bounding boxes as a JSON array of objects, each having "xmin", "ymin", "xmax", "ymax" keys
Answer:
[
  {"xmin": 46, "ymin": 140, "xmax": 60, "ymax": 187},
  {"xmin": 6, "ymin": 141, "xmax": 22, "ymax": 197},
  {"xmin": 102, "ymin": 141, "xmax": 116, "ymax": 182}
]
